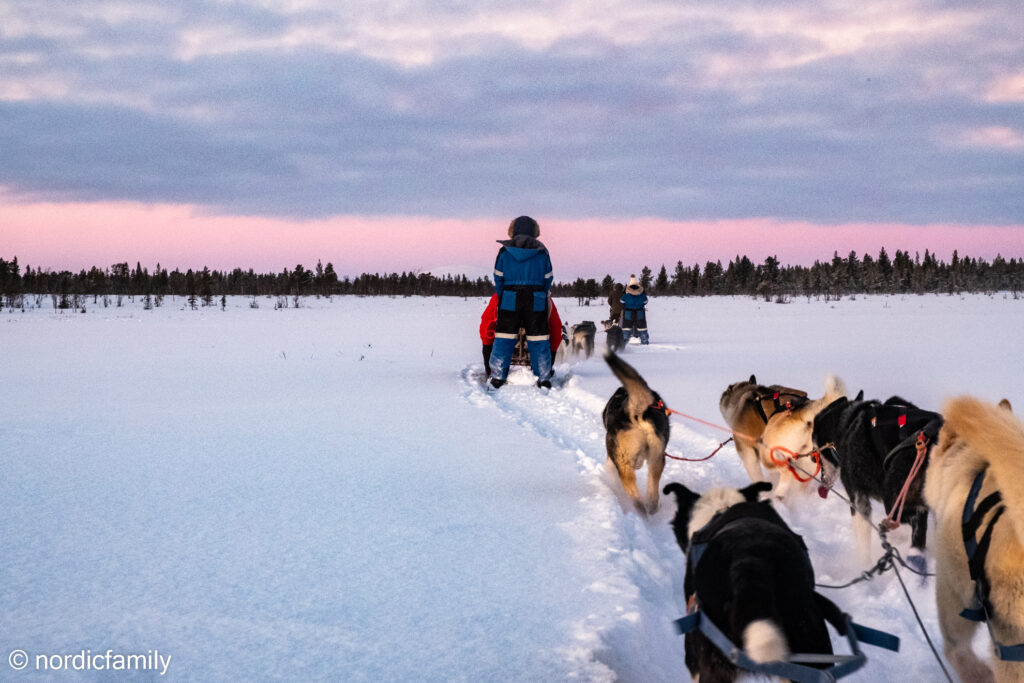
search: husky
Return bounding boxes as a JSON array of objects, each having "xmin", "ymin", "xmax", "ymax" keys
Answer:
[
  {"xmin": 553, "ymin": 323, "xmax": 570, "ymax": 365},
  {"xmin": 752, "ymin": 375, "xmax": 847, "ymax": 500},
  {"xmin": 602, "ymin": 318, "xmax": 625, "ymax": 354},
  {"xmin": 664, "ymin": 480, "xmax": 835, "ymax": 681},
  {"xmin": 570, "ymin": 320, "xmax": 597, "ymax": 359},
  {"xmin": 602, "ymin": 352, "xmax": 669, "ymax": 514},
  {"xmin": 924, "ymin": 396, "xmax": 1024, "ymax": 683},
  {"xmin": 812, "ymin": 393, "xmax": 942, "ymax": 562},
  {"xmin": 719, "ymin": 375, "xmax": 809, "ymax": 483}
]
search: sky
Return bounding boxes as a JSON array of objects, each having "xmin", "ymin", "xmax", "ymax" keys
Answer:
[{"xmin": 1, "ymin": 0, "xmax": 1023, "ymax": 279}]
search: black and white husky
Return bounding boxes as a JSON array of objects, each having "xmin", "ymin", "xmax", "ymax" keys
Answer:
[
  {"xmin": 602, "ymin": 318, "xmax": 625, "ymax": 353},
  {"xmin": 664, "ymin": 480, "xmax": 834, "ymax": 681},
  {"xmin": 812, "ymin": 393, "xmax": 942, "ymax": 561}
]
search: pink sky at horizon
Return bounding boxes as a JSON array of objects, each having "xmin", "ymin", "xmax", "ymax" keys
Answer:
[{"xmin": 3, "ymin": 196, "xmax": 1023, "ymax": 281}]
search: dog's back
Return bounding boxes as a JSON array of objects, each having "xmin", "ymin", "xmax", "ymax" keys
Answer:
[
  {"xmin": 928, "ymin": 396, "xmax": 1024, "ymax": 547},
  {"xmin": 695, "ymin": 512, "xmax": 832, "ymax": 663}
]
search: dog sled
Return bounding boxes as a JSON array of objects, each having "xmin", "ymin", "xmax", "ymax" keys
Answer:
[
  {"xmin": 510, "ymin": 328, "xmax": 532, "ymax": 366},
  {"xmin": 675, "ymin": 598, "xmax": 900, "ymax": 683}
]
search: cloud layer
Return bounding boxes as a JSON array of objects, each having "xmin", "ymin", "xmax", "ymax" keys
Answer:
[{"xmin": 2, "ymin": 0, "xmax": 1022, "ymax": 224}]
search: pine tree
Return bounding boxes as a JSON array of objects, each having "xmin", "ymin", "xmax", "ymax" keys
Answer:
[
  {"xmin": 654, "ymin": 265, "xmax": 669, "ymax": 294},
  {"xmin": 640, "ymin": 266, "xmax": 652, "ymax": 290}
]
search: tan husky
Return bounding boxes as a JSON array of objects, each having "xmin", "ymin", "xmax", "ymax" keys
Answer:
[
  {"xmin": 602, "ymin": 352, "xmax": 670, "ymax": 515},
  {"xmin": 753, "ymin": 375, "xmax": 846, "ymax": 500},
  {"xmin": 924, "ymin": 397, "xmax": 1024, "ymax": 683},
  {"xmin": 719, "ymin": 375, "xmax": 808, "ymax": 483}
]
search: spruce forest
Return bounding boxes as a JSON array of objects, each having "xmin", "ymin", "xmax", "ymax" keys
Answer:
[{"xmin": 1, "ymin": 248, "xmax": 1022, "ymax": 311}]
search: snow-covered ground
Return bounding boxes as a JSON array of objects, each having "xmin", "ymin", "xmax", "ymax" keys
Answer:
[{"xmin": 2, "ymin": 293, "xmax": 1022, "ymax": 681}]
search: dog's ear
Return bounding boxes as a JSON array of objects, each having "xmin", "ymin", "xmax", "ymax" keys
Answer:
[
  {"xmin": 749, "ymin": 374, "xmax": 757, "ymax": 384},
  {"xmin": 855, "ymin": 389, "xmax": 864, "ymax": 401},
  {"xmin": 663, "ymin": 482, "xmax": 701, "ymax": 512},
  {"xmin": 739, "ymin": 481, "xmax": 773, "ymax": 502},
  {"xmin": 999, "ymin": 398, "xmax": 1013, "ymax": 413}
]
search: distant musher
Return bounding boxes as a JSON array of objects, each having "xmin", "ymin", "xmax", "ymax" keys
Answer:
[{"xmin": 621, "ymin": 274, "xmax": 649, "ymax": 344}]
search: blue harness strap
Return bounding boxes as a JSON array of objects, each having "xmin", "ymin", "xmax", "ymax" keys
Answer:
[
  {"xmin": 958, "ymin": 469, "xmax": 1024, "ymax": 661},
  {"xmin": 675, "ymin": 607, "xmax": 899, "ymax": 683}
]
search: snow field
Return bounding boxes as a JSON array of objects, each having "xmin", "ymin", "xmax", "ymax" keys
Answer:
[{"xmin": 2, "ymin": 293, "xmax": 1022, "ymax": 680}]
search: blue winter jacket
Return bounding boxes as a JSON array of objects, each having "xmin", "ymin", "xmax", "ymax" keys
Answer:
[
  {"xmin": 493, "ymin": 235, "xmax": 553, "ymax": 311},
  {"xmin": 621, "ymin": 289, "xmax": 648, "ymax": 310}
]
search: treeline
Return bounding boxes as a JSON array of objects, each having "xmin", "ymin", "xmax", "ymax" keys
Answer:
[
  {"xmin": 1, "ymin": 248, "xmax": 1022, "ymax": 311},
  {"xmin": 0, "ymin": 259, "xmax": 493, "ymax": 309},
  {"xmin": 555, "ymin": 248, "xmax": 1024, "ymax": 302}
]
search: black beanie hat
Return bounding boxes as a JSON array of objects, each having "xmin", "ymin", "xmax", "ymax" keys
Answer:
[{"xmin": 508, "ymin": 215, "xmax": 540, "ymax": 238}]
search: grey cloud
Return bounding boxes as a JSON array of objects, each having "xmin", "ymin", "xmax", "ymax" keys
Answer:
[{"xmin": 0, "ymin": 1, "xmax": 1021, "ymax": 224}]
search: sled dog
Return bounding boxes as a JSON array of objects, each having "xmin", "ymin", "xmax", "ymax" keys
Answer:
[
  {"xmin": 752, "ymin": 375, "xmax": 846, "ymax": 500},
  {"xmin": 570, "ymin": 320, "xmax": 597, "ymax": 359},
  {"xmin": 664, "ymin": 480, "xmax": 835, "ymax": 681},
  {"xmin": 602, "ymin": 319, "xmax": 625, "ymax": 354},
  {"xmin": 924, "ymin": 396, "xmax": 1024, "ymax": 683},
  {"xmin": 602, "ymin": 352, "xmax": 669, "ymax": 514},
  {"xmin": 719, "ymin": 375, "xmax": 809, "ymax": 483},
  {"xmin": 553, "ymin": 323, "xmax": 570, "ymax": 364},
  {"xmin": 812, "ymin": 393, "xmax": 942, "ymax": 561}
]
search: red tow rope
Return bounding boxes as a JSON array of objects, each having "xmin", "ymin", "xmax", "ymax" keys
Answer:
[
  {"xmin": 665, "ymin": 437, "xmax": 734, "ymax": 462},
  {"xmin": 882, "ymin": 432, "xmax": 929, "ymax": 530},
  {"xmin": 767, "ymin": 445, "xmax": 822, "ymax": 482},
  {"xmin": 653, "ymin": 400, "xmax": 755, "ymax": 462}
]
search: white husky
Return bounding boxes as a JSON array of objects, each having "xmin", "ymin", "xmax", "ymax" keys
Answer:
[
  {"xmin": 753, "ymin": 375, "xmax": 846, "ymax": 500},
  {"xmin": 924, "ymin": 397, "xmax": 1024, "ymax": 683}
]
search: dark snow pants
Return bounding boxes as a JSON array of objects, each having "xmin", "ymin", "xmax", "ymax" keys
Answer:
[
  {"xmin": 622, "ymin": 307, "xmax": 649, "ymax": 344},
  {"xmin": 489, "ymin": 287, "xmax": 552, "ymax": 381}
]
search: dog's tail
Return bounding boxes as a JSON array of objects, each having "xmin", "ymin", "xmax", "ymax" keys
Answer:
[
  {"xmin": 744, "ymin": 620, "xmax": 789, "ymax": 664},
  {"xmin": 823, "ymin": 374, "xmax": 847, "ymax": 402},
  {"xmin": 604, "ymin": 351, "xmax": 656, "ymax": 417},
  {"xmin": 941, "ymin": 396, "xmax": 1024, "ymax": 545},
  {"xmin": 730, "ymin": 560, "xmax": 790, "ymax": 663}
]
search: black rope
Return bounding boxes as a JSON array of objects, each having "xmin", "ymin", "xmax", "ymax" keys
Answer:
[
  {"xmin": 787, "ymin": 459, "xmax": 852, "ymax": 506},
  {"xmin": 815, "ymin": 549, "xmax": 895, "ymax": 590},
  {"xmin": 890, "ymin": 557, "xmax": 955, "ymax": 683},
  {"xmin": 788, "ymin": 459, "xmax": 936, "ymax": 580},
  {"xmin": 789, "ymin": 459, "xmax": 951, "ymax": 680}
]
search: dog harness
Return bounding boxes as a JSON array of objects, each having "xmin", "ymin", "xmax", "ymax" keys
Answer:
[
  {"xmin": 676, "ymin": 603, "xmax": 899, "ymax": 683},
  {"xmin": 752, "ymin": 390, "xmax": 810, "ymax": 424},
  {"xmin": 869, "ymin": 403, "xmax": 942, "ymax": 468},
  {"xmin": 959, "ymin": 469, "xmax": 1024, "ymax": 662}
]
